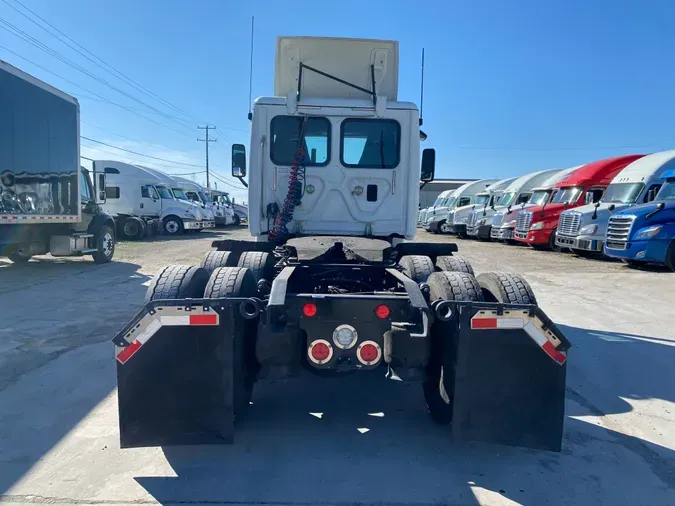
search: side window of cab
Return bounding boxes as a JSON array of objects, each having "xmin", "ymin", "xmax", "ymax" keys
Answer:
[{"xmin": 80, "ymin": 172, "xmax": 91, "ymax": 201}]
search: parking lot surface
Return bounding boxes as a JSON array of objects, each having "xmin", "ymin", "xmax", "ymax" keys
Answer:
[{"xmin": 1, "ymin": 228, "xmax": 674, "ymax": 506}]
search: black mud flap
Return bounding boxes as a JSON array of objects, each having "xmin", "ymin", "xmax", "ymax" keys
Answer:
[
  {"xmin": 439, "ymin": 302, "xmax": 570, "ymax": 452},
  {"xmin": 112, "ymin": 298, "xmax": 259, "ymax": 448}
]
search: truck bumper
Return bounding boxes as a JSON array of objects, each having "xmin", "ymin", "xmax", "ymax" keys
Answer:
[
  {"xmin": 514, "ymin": 229, "xmax": 551, "ymax": 245},
  {"xmin": 215, "ymin": 216, "xmax": 228, "ymax": 226},
  {"xmin": 604, "ymin": 238, "xmax": 670, "ymax": 264},
  {"xmin": 556, "ymin": 234, "xmax": 604, "ymax": 252},
  {"xmin": 424, "ymin": 219, "xmax": 441, "ymax": 232},
  {"xmin": 467, "ymin": 224, "xmax": 492, "ymax": 239},
  {"xmin": 491, "ymin": 227, "xmax": 514, "ymax": 240},
  {"xmin": 452, "ymin": 223, "xmax": 467, "ymax": 236},
  {"xmin": 183, "ymin": 220, "xmax": 215, "ymax": 230}
]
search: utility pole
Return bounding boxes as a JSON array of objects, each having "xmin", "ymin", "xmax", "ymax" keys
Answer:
[{"xmin": 198, "ymin": 125, "xmax": 217, "ymax": 189}]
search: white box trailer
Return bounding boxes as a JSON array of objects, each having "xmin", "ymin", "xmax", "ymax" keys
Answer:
[{"xmin": 0, "ymin": 59, "xmax": 116, "ymax": 263}]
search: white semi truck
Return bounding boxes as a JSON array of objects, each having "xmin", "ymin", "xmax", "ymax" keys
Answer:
[
  {"xmin": 100, "ymin": 160, "xmax": 210, "ymax": 238},
  {"xmin": 448, "ymin": 177, "xmax": 517, "ymax": 237},
  {"xmin": 555, "ymin": 151, "xmax": 672, "ymax": 255},
  {"xmin": 0, "ymin": 59, "xmax": 116, "ymax": 264},
  {"xmin": 112, "ymin": 36, "xmax": 570, "ymax": 453},
  {"xmin": 423, "ymin": 179, "xmax": 497, "ymax": 233}
]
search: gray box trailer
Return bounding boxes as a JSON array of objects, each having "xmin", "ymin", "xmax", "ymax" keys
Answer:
[{"xmin": 0, "ymin": 59, "xmax": 116, "ymax": 263}]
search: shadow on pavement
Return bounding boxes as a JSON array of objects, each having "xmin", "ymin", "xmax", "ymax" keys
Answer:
[
  {"xmin": 0, "ymin": 259, "xmax": 151, "ymax": 495},
  {"xmin": 134, "ymin": 325, "xmax": 675, "ymax": 506}
]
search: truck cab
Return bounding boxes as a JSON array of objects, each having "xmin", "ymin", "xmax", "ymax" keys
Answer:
[
  {"xmin": 604, "ymin": 169, "xmax": 675, "ymax": 270},
  {"xmin": 424, "ymin": 179, "xmax": 497, "ymax": 234},
  {"xmin": 421, "ymin": 190, "xmax": 454, "ymax": 231},
  {"xmin": 491, "ymin": 166, "xmax": 582, "ymax": 241},
  {"xmin": 100, "ymin": 161, "xmax": 208, "ymax": 236},
  {"xmin": 467, "ymin": 169, "xmax": 561, "ymax": 240},
  {"xmin": 448, "ymin": 177, "xmax": 517, "ymax": 237},
  {"xmin": 555, "ymin": 151, "xmax": 669, "ymax": 255},
  {"xmin": 513, "ymin": 154, "xmax": 645, "ymax": 250},
  {"xmin": 234, "ymin": 37, "xmax": 435, "ymax": 241}
]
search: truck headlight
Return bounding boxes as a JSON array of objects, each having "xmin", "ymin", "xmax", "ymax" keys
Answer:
[
  {"xmin": 634, "ymin": 225, "xmax": 662, "ymax": 240},
  {"xmin": 478, "ymin": 218, "xmax": 486, "ymax": 225},
  {"xmin": 579, "ymin": 224, "xmax": 598, "ymax": 235},
  {"xmin": 457, "ymin": 217, "xmax": 468, "ymax": 224},
  {"xmin": 530, "ymin": 221, "xmax": 544, "ymax": 230}
]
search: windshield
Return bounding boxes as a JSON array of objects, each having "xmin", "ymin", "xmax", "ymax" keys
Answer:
[
  {"xmin": 198, "ymin": 191, "xmax": 209, "ymax": 204},
  {"xmin": 529, "ymin": 190, "xmax": 551, "ymax": 206},
  {"xmin": 172, "ymin": 188, "xmax": 188, "ymax": 200},
  {"xmin": 602, "ymin": 182, "xmax": 644, "ymax": 204},
  {"xmin": 432, "ymin": 197, "xmax": 444, "ymax": 207},
  {"xmin": 656, "ymin": 181, "xmax": 675, "ymax": 200},
  {"xmin": 442, "ymin": 197, "xmax": 457, "ymax": 208},
  {"xmin": 498, "ymin": 192, "xmax": 517, "ymax": 207},
  {"xmin": 551, "ymin": 186, "xmax": 582, "ymax": 204},
  {"xmin": 156, "ymin": 186, "xmax": 174, "ymax": 199},
  {"xmin": 475, "ymin": 194, "xmax": 489, "ymax": 206}
]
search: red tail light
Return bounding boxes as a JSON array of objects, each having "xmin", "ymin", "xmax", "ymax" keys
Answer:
[
  {"xmin": 303, "ymin": 303, "xmax": 317, "ymax": 317},
  {"xmin": 308, "ymin": 339, "xmax": 333, "ymax": 364},
  {"xmin": 375, "ymin": 304, "xmax": 390, "ymax": 319},
  {"xmin": 357, "ymin": 340, "xmax": 382, "ymax": 365}
]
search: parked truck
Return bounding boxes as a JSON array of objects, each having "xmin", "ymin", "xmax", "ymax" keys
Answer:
[
  {"xmin": 168, "ymin": 176, "xmax": 218, "ymax": 229},
  {"xmin": 100, "ymin": 160, "xmax": 210, "ymax": 238},
  {"xmin": 513, "ymin": 155, "xmax": 645, "ymax": 250},
  {"xmin": 604, "ymin": 167, "xmax": 675, "ymax": 270},
  {"xmin": 555, "ymin": 151, "xmax": 668, "ymax": 256},
  {"xmin": 423, "ymin": 179, "xmax": 497, "ymax": 233},
  {"xmin": 467, "ymin": 169, "xmax": 561, "ymax": 240},
  {"xmin": 210, "ymin": 189, "xmax": 240, "ymax": 225},
  {"xmin": 420, "ymin": 190, "xmax": 453, "ymax": 230},
  {"xmin": 491, "ymin": 166, "xmax": 582, "ymax": 242},
  {"xmin": 448, "ymin": 177, "xmax": 517, "ymax": 237},
  {"xmin": 113, "ymin": 36, "xmax": 570, "ymax": 453},
  {"xmin": 0, "ymin": 59, "xmax": 116, "ymax": 264}
]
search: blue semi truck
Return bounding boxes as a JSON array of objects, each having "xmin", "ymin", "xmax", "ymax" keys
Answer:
[{"xmin": 604, "ymin": 168, "xmax": 675, "ymax": 270}]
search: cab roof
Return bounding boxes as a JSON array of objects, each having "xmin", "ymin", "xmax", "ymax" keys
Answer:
[
  {"xmin": 556, "ymin": 154, "xmax": 646, "ymax": 188},
  {"xmin": 502, "ymin": 169, "xmax": 562, "ymax": 193},
  {"xmin": 611, "ymin": 150, "xmax": 675, "ymax": 184}
]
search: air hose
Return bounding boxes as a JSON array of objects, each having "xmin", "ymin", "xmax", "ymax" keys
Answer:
[{"xmin": 268, "ymin": 116, "xmax": 308, "ymax": 242}]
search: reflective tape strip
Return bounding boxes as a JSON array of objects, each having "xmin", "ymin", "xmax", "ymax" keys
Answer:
[
  {"xmin": 472, "ymin": 311, "xmax": 567, "ymax": 366},
  {"xmin": 471, "ymin": 317, "xmax": 525, "ymax": 329},
  {"xmin": 0, "ymin": 215, "xmax": 80, "ymax": 224},
  {"xmin": 115, "ymin": 307, "xmax": 219, "ymax": 364}
]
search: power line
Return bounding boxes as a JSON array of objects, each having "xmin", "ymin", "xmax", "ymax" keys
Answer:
[
  {"xmin": 0, "ymin": 17, "xmax": 196, "ymax": 132},
  {"xmin": 80, "ymin": 141, "xmax": 207, "ymax": 174},
  {"xmin": 80, "ymin": 136, "xmax": 203, "ymax": 167},
  {"xmin": 0, "ymin": 44, "xmax": 199, "ymax": 140},
  {"xmin": 81, "ymin": 120, "xmax": 178, "ymax": 152},
  {"xmin": 210, "ymin": 171, "xmax": 246, "ymax": 190},
  {"xmin": 2, "ymin": 0, "xmax": 206, "ymax": 124}
]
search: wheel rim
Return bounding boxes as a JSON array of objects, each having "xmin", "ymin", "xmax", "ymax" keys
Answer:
[
  {"xmin": 123, "ymin": 223, "xmax": 137, "ymax": 236},
  {"xmin": 102, "ymin": 233, "xmax": 114, "ymax": 257},
  {"xmin": 440, "ymin": 222, "xmax": 450, "ymax": 233},
  {"xmin": 166, "ymin": 220, "xmax": 179, "ymax": 233}
]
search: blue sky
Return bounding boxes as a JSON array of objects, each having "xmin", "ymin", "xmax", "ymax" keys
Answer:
[{"xmin": 2, "ymin": 0, "xmax": 675, "ymax": 202}]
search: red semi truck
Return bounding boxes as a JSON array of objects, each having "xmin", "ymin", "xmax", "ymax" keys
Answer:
[{"xmin": 513, "ymin": 154, "xmax": 646, "ymax": 250}]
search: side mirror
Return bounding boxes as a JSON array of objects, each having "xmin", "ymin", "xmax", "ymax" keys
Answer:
[
  {"xmin": 99, "ymin": 190, "xmax": 106, "ymax": 202},
  {"xmin": 232, "ymin": 144, "xmax": 247, "ymax": 178},
  {"xmin": 420, "ymin": 148, "xmax": 435, "ymax": 182},
  {"xmin": 647, "ymin": 188, "xmax": 657, "ymax": 202},
  {"xmin": 585, "ymin": 192, "xmax": 594, "ymax": 205}
]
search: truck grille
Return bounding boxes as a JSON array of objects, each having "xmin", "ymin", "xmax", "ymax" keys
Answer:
[
  {"xmin": 558, "ymin": 212, "xmax": 581, "ymax": 237},
  {"xmin": 492, "ymin": 213, "xmax": 504, "ymax": 227},
  {"xmin": 606, "ymin": 215, "xmax": 635, "ymax": 250},
  {"xmin": 467, "ymin": 211, "xmax": 478, "ymax": 227},
  {"xmin": 516, "ymin": 211, "xmax": 533, "ymax": 233}
]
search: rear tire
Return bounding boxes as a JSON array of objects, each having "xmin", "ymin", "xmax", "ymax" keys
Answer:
[
  {"xmin": 233, "ymin": 214, "xmax": 241, "ymax": 226},
  {"xmin": 399, "ymin": 255, "xmax": 434, "ymax": 283},
  {"xmin": 121, "ymin": 217, "xmax": 145, "ymax": 240},
  {"xmin": 423, "ymin": 271, "xmax": 483, "ymax": 425},
  {"xmin": 144, "ymin": 264, "xmax": 210, "ymax": 303},
  {"xmin": 201, "ymin": 250, "xmax": 234, "ymax": 274},
  {"xmin": 476, "ymin": 272, "xmax": 537, "ymax": 305},
  {"xmin": 435, "ymin": 255, "xmax": 475, "ymax": 276},
  {"xmin": 204, "ymin": 267, "xmax": 258, "ymax": 418},
  {"xmin": 237, "ymin": 251, "xmax": 275, "ymax": 283},
  {"xmin": 439, "ymin": 220, "xmax": 450, "ymax": 234}
]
